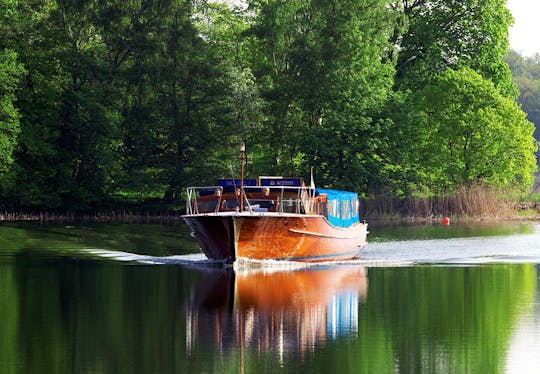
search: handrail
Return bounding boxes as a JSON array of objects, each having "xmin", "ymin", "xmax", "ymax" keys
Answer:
[
  {"xmin": 242, "ymin": 185, "xmax": 314, "ymax": 214},
  {"xmin": 185, "ymin": 185, "xmax": 315, "ymax": 215},
  {"xmin": 185, "ymin": 186, "xmax": 223, "ymax": 214}
]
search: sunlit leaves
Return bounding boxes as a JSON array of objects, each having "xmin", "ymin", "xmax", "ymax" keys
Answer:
[
  {"xmin": 395, "ymin": 0, "xmax": 516, "ymax": 98},
  {"xmin": 403, "ymin": 68, "xmax": 537, "ymax": 191}
]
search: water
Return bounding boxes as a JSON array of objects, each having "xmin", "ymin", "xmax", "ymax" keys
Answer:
[{"xmin": 1, "ymin": 221, "xmax": 540, "ymax": 373}]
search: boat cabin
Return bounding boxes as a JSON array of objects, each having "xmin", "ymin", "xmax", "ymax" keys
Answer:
[{"xmin": 185, "ymin": 177, "xmax": 361, "ymax": 228}]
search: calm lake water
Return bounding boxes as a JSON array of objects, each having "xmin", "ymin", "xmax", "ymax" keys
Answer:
[{"xmin": 1, "ymin": 221, "xmax": 540, "ymax": 373}]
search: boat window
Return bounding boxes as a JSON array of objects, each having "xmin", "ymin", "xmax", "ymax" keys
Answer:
[
  {"xmin": 341, "ymin": 200, "xmax": 351, "ymax": 220},
  {"xmin": 351, "ymin": 198, "xmax": 359, "ymax": 217},
  {"xmin": 312, "ymin": 199, "xmax": 327, "ymax": 216},
  {"xmin": 328, "ymin": 199, "xmax": 339, "ymax": 218},
  {"xmin": 316, "ymin": 188, "xmax": 360, "ymax": 227}
]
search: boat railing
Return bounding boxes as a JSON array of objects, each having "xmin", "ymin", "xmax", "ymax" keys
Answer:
[
  {"xmin": 185, "ymin": 186, "xmax": 223, "ymax": 215},
  {"xmin": 185, "ymin": 185, "xmax": 316, "ymax": 215},
  {"xmin": 242, "ymin": 185, "xmax": 315, "ymax": 214}
]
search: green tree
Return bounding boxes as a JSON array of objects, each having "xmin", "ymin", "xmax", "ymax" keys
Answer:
[
  {"xmin": 395, "ymin": 68, "xmax": 536, "ymax": 192},
  {"xmin": 0, "ymin": 1, "xmax": 65, "ymax": 208},
  {"xmin": 506, "ymin": 50, "xmax": 540, "ymax": 81},
  {"xmin": 377, "ymin": 1, "xmax": 536, "ymax": 198},
  {"xmin": 0, "ymin": 50, "xmax": 24, "ymax": 176},
  {"xmin": 156, "ymin": 2, "xmax": 236, "ymax": 200},
  {"xmin": 9, "ymin": 0, "xmax": 123, "ymax": 208},
  {"xmin": 505, "ymin": 50, "xmax": 540, "ymax": 160},
  {"xmin": 94, "ymin": 0, "xmax": 180, "ymax": 199},
  {"xmin": 186, "ymin": 2, "xmax": 263, "ymax": 183},
  {"xmin": 394, "ymin": 0, "xmax": 515, "ymax": 98},
  {"xmin": 248, "ymin": 0, "xmax": 395, "ymax": 189},
  {"xmin": 93, "ymin": 1, "xmax": 246, "ymax": 202}
]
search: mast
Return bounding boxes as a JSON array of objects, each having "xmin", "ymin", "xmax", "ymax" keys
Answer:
[{"xmin": 239, "ymin": 143, "xmax": 246, "ymax": 212}]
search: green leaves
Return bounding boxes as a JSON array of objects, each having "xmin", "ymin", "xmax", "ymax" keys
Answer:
[
  {"xmin": 395, "ymin": 0, "xmax": 515, "ymax": 98},
  {"xmin": 0, "ymin": 0, "xmax": 536, "ymax": 209},
  {"xmin": 379, "ymin": 0, "xmax": 535, "ymax": 197},
  {"xmin": 248, "ymin": 0, "xmax": 394, "ymax": 188},
  {"xmin": 397, "ymin": 68, "xmax": 536, "ymax": 192},
  {"xmin": 0, "ymin": 50, "xmax": 24, "ymax": 175}
]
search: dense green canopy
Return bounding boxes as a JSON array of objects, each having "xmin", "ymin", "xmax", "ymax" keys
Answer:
[
  {"xmin": 506, "ymin": 50, "xmax": 540, "ymax": 151},
  {"xmin": 0, "ymin": 50, "xmax": 24, "ymax": 175},
  {"xmin": 0, "ymin": 0, "xmax": 536, "ymax": 210}
]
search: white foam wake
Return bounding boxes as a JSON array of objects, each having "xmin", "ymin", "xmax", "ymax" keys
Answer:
[{"xmin": 83, "ymin": 249, "xmax": 216, "ymax": 265}]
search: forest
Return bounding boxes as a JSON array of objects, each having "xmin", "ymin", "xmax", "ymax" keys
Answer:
[{"xmin": 0, "ymin": 0, "xmax": 537, "ymax": 212}]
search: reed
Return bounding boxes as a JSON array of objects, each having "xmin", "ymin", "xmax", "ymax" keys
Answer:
[{"xmin": 363, "ymin": 184, "xmax": 523, "ymax": 221}]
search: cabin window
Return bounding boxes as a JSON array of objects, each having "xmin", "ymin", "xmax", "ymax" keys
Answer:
[
  {"xmin": 351, "ymin": 198, "xmax": 359, "ymax": 217},
  {"xmin": 328, "ymin": 199, "xmax": 339, "ymax": 218},
  {"xmin": 341, "ymin": 200, "xmax": 351, "ymax": 220},
  {"xmin": 316, "ymin": 188, "xmax": 360, "ymax": 227}
]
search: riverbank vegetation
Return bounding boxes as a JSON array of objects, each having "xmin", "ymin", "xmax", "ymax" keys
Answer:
[
  {"xmin": 362, "ymin": 184, "xmax": 537, "ymax": 222},
  {"xmin": 0, "ymin": 0, "xmax": 537, "ymax": 219}
]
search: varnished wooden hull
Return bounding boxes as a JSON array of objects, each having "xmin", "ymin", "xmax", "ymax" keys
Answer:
[{"xmin": 182, "ymin": 213, "xmax": 368, "ymax": 262}]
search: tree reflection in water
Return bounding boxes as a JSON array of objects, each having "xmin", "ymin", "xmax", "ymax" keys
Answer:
[{"xmin": 0, "ymin": 248, "xmax": 536, "ymax": 373}]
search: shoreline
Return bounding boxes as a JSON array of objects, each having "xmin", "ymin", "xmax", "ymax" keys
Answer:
[
  {"xmin": 1, "ymin": 209, "xmax": 539, "ymax": 224},
  {"xmin": 366, "ymin": 213, "xmax": 540, "ymax": 225},
  {"xmin": 0, "ymin": 210, "xmax": 184, "ymax": 224}
]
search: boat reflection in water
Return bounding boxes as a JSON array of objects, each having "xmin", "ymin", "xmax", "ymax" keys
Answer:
[{"xmin": 185, "ymin": 264, "xmax": 367, "ymax": 358}]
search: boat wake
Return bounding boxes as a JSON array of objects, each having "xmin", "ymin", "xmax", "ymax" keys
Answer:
[
  {"xmin": 83, "ymin": 249, "xmax": 220, "ymax": 266},
  {"xmin": 82, "ymin": 226, "xmax": 540, "ymax": 268},
  {"xmin": 361, "ymin": 229, "xmax": 540, "ymax": 266},
  {"xmin": 81, "ymin": 248, "xmax": 412, "ymax": 269},
  {"xmin": 436, "ymin": 255, "xmax": 540, "ymax": 265},
  {"xmin": 82, "ymin": 248, "xmax": 408, "ymax": 268}
]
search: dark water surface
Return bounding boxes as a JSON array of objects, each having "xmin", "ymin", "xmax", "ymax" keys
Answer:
[{"xmin": 1, "ymin": 221, "xmax": 540, "ymax": 373}]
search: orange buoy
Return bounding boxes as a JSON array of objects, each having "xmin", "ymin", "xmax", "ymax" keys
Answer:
[{"xmin": 442, "ymin": 216, "xmax": 450, "ymax": 225}]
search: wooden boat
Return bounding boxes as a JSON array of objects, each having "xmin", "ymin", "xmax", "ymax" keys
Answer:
[{"xmin": 182, "ymin": 148, "xmax": 368, "ymax": 262}]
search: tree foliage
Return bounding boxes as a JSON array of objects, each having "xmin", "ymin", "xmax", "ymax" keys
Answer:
[
  {"xmin": 0, "ymin": 50, "xmax": 24, "ymax": 175},
  {"xmin": 505, "ymin": 50, "xmax": 540, "ymax": 151},
  {"xmin": 248, "ymin": 0, "xmax": 395, "ymax": 189},
  {"xmin": 377, "ymin": 0, "xmax": 534, "ymax": 197},
  {"xmin": 391, "ymin": 68, "xmax": 536, "ymax": 193},
  {"xmin": 0, "ymin": 0, "xmax": 536, "ymax": 210},
  {"xmin": 394, "ymin": 0, "xmax": 516, "ymax": 98}
]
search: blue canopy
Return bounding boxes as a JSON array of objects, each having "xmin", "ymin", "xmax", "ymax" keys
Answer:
[{"xmin": 316, "ymin": 189, "xmax": 360, "ymax": 228}]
